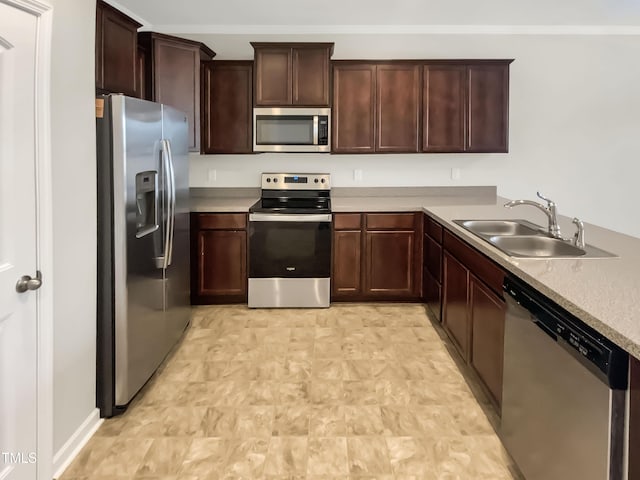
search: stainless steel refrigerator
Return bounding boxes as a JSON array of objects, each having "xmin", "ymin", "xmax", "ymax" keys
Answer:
[{"xmin": 96, "ymin": 94, "xmax": 191, "ymax": 417}]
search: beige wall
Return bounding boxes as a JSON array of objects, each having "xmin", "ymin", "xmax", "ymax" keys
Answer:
[
  {"xmin": 188, "ymin": 33, "xmax": 640, "ymax": 238},
  {"xmin": 49, "ymin": 0, "xmax": 98, "ymax": 455}
]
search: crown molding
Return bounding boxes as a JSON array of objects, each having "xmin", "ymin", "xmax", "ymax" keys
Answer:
[
  {"xmin": 142, "ymin": 24, "xmax": 640, "ymax": 36},
  {"xmin": 101, "ymin": 0, "xmax": 150, "ymax": 26}
]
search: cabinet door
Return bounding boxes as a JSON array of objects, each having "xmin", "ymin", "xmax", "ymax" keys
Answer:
[
  {"xmin": 470, "ymin": 276, "xmax": 506, "ymax": 407},
  {"xmin": 95, "ymin": 3, "xmax": 103, "ymax": 89},
  {"xmin": 197, "ymin": 229, "xmax": 247, "ymax": 298},
  {"xmin": 332, "ymin": 64, "xmax": 376, "ymax": 153},
  {"xmin": 254, "ymin": 48, "xmax": 292, "ymax": 106},
  {"xmin": 202, "ymin": 61, "xmax": 253, "ymax": 154},
  {"xmin": 136, "ymin": 45, "xmax": 146, "ymax": 99},
  {"xmin": 423, "ymin": 232, "xmax": 442, "ymax": 322},
  {"xmin": 423, "ymin": 65, "xmax": 465, "ymax": 152},
  {"xmin": 97, "ymin": 2, "xmax": 140, "ymax": 96},
  {"xmin": 443, "ymin": 252, "xmax": 470, "ymax": 360},
  {"xmin": 293, "ymin": 47, "xmax": 330, "ymax": 106},
  {"xmin": 152, "ymin": 38, "xmax": 203, "ymax": 151},
  {"xmin": 629, "ymin": 356, "xmax": 640, "ymax": 479},
  {"xmin": 423, "ymin": 268, "xmax": 442, "ymax": 322},
  {"xmin": 332, "ymin": 230, "xmax": 362, "ymax": 297},
  {"xmin": 424, "ymin": 234, "xmax": 442, "ymax": 282},
  {"xmin": 376, "ymin": 64, "xmax": 421, "ymax": 152},
  {"xmin": 467, "ymin": 64, "xmax": 509, "ymax": 152},
  {"xmin": 365, "ymin": 230, "xmax": 415, "ymax": 297}
]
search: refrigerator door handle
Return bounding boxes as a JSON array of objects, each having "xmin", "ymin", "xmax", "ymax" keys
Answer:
[
  {"xmin": 165, "ymin": 139, "xmax": 177, "ymax": 267},
  {"xmin": 159, "ymin": 139, "xmax": 173, "ymax": 270}
]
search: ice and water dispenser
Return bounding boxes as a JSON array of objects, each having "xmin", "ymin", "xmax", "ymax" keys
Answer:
[{"xmin": 135, "ymin": 171, "xmax": 158, "ymax": 238}]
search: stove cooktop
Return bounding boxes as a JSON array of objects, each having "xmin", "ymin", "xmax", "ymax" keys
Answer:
[{"xmin": 249, "ymin": 198, "xmax": 331, "ymax": 214}]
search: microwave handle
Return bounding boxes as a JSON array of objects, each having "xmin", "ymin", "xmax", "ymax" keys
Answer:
[{"xmin": 313, "ymin": 115, "xmax": 319, "ymax": 145}]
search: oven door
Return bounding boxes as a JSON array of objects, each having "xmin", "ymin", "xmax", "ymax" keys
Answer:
[{"xmin": 249, "ymin": 213, "xmax": 331, "ymax": 278}]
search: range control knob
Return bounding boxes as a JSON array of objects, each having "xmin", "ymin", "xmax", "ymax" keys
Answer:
[
  {"xmin": 266, "ymin": 178, "xmax": 271, "ymax": 183},
  {"xmin": 273, "ymin": 178, "xmax": 278, "ymax": 183},
  {"xmin": 314, "ymin": 178, "xmax": 319, "ymax": 183},
  {"xmin": 321, "ymin": 178, "xmax": 326, "ymax": 183}
]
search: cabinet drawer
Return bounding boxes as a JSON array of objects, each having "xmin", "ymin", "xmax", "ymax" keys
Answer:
[
  {"xmin": 334, "ymin": 213, "xmax": 362, "ymax": 230},
  {"xmin": 443, "ymin": 229, "xmax": 504, "ymax": 295},
  {"xmin": 424, "ymin": 215, "xmax": 443, "ymax": 243},
  {"xmin": 366, "ymin": 213, "xmax": 416, "ymax": 230},
  {"xmin": 197, "ymin": 213, "xmax": 247, "ymax": 230}
]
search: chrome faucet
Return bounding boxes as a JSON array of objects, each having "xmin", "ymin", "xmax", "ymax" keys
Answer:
[
  {"xmin": 504, "ymin": 192, "xmax": 562, "ymax": 239},
  {"xmin": 572, "ymin": 218, "xmax": 585, "ymax": 249}
]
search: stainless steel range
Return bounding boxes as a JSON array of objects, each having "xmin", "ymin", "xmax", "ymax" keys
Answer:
[{"xmin": 248, "ymin": 173, "xmax": 331, "ymax": 308}]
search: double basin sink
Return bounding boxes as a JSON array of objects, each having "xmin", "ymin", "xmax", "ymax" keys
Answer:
[{"xmin": 453, "ymin": 219, "xmax": 616, "ymax": 258}]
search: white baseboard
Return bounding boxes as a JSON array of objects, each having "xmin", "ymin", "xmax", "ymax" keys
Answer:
[{"xmin": 52, "ymin": 409, "xmax": 103, "ymax": 479}]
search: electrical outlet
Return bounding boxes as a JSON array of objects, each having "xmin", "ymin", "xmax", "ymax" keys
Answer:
[
  {"xmin": 451, "ymin": 168, "xmax": 461, "ymax": 180},
  {"xmin": 208, "ymin": 169, "xmax": 217, "ymax": 182},
  {"xmin": 353, "ymin": 169, "xmax": 363, "ymax": 182}
]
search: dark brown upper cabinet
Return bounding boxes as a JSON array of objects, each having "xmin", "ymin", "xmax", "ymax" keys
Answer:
[
  {"xmin": 138, "ymin": 32, "xmax": 215, "ymax": 152},
  {"xmin": 95, "ymin": 0, "xmax": 141, "ymax": 97},
  {"xmin": 201, "ymin": 61, "xmax": 253, "ymax": 154},
  {"xmin": 333, "ymin": 62, "xmax": 421, "ymax": 154},
  {"xmin": 423, "ymin": 65, "xmax": 465, "ymax": 152},
  {"xmin": 251, "ymin": 43, "xmax": 333, "ymax": 106},
  {"xmin": 422, "ymin": 60, "xmax": 512, "ymax": 153},
  {"xmin": 467, "ymin": 63, "xmax": 510, "ymax": 152},
  {"xmin": 376, "ymin": 64, "xmax": 421, "ymax": 152},
  {"xmin": 136, "ymin": 45, "xmax": 146, "ymax": 100},
  {"xmin": 332, "ymin": 63, "xmax": 376, "ymax": 153}
]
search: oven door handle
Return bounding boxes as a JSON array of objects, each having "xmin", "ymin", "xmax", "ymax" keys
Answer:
[{"xmin": 249, "ymin": 213, "xmax": 332, "ymax": 222}]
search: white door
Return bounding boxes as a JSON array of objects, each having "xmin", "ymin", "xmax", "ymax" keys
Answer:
[{"xmin": 0, "ymin": 2, "xmax": 44, "ymax": 479}]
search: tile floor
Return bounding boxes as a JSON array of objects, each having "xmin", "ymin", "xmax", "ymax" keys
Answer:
[{"xmin": 60, "ymin": 304, "xmax": 521, "ymax": 480}]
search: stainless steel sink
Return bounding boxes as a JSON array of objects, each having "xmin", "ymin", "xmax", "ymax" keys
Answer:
[
  {"xmin": 453, "ymin": 219, "xmax": 617, "ymax": 259},
  {"xmin": 488, "ymin": 235, "xmax": 586, "ymax": 258},
  {"xmin": 455, "ymin": 219, "xmax": 545, "ymax": 237}
]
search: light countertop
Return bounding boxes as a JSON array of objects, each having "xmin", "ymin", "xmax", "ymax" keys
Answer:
[
  {"xmin": 424, "ymin": 199, "xmax": 640, "ymax": 359},
  {"xmin": 190, "ymin": 187, "xmax": 640, "ymax": 358},
  {"xmin": 191, "ymin": 196, "xmax": 258, "ymax": 213}
]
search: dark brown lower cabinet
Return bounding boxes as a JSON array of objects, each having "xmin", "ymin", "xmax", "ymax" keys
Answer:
[
  {"xmin": 332, "ymin": 230, "xmax": 362, "ymax": 297},
  {"xmin": 423, "ymin": 268, "xmax": 441, "ymax": 320},
  {"xmin": 191, "ymin": 213, "xmax": 247, "ymax": 304},
  {"xmin": 332, "ymin": 212, "xmax": 421, "ymax": 301},
  {"xmin": 443, "ymin": 252, "xmax": 470, "ymax": 360},
  {"xmin": 470, "ymin": 276, "xmax": 505, "ymax": 407},
  {"xmin": 423, "ymin": 222, "xmax": 443, "ymax": 321},
  {"xmin": 365, "ymin": 230, "xmax": 415, "ymax": 297},
  {"xmin": 441, "ymin": 230, "xmax": 506, "ymax": 409},
  {"xmin": 629, "ymin": 356, "xmax": 640, "ymax": 478}
]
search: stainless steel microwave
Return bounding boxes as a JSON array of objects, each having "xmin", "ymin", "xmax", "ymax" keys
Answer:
[{"xmin": 253, "ymin": 107, "xmax": 331, "ymax": 153}]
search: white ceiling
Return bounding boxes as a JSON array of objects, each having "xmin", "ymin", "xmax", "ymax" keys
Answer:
[
  {"xmin": 113, "ymin": 0, "xmax": 640, "ymax": 31},
  {"xmin": 109, "ymin": 0, "xmax": 640, "ymax": 59}
]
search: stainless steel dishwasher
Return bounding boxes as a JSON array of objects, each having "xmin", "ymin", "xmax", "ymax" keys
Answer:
[{"xmin": 501, "ymin": 275, "xmax": 628, "ymax": 480}]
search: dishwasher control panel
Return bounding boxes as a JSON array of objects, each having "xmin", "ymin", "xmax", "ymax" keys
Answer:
[
  {"xmin": 538, "ymin": 313, "xmax": 605, "ymax": 370},
  {"xmin": 504, "ymin": 275, "xmax": 628, "ymax": 389}
]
